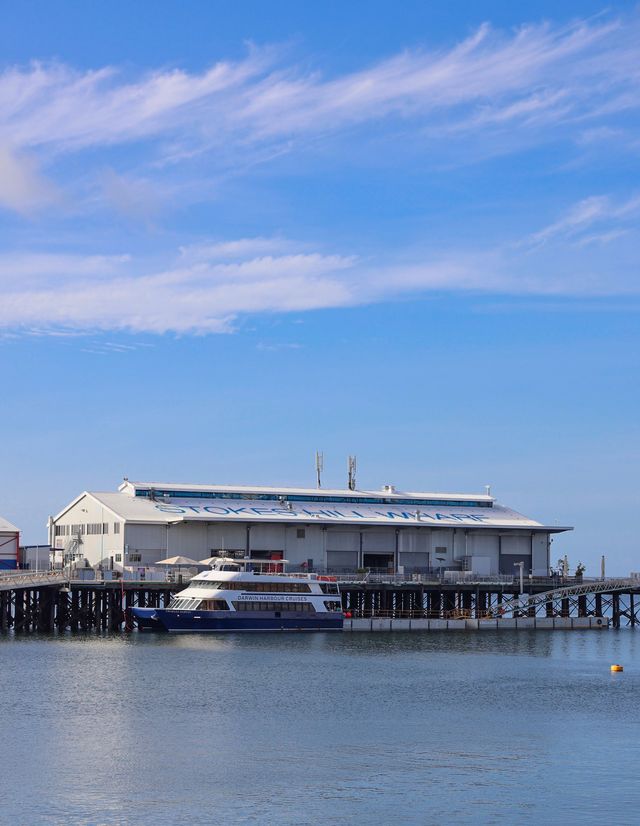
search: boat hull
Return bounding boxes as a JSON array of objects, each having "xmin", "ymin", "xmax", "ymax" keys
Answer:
[{"xmin": 131, "ymin": 607, "xmax": 343, "ymax": 633}]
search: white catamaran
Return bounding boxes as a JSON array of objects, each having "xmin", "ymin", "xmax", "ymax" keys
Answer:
[{"xmin": 131, "ymin": 558, "xmax": 344, "ymax": 632}]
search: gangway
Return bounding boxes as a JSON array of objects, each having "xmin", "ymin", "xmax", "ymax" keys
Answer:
[
  {"xmin": 0, "ymin": 571, "xmax": 67, "ymax": 591},
  {"xmin": 488, "ymin": 578, "xmax": 640, "ymax": 618}
]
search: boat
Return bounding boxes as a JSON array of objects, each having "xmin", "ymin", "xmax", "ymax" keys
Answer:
[{"xmin": 131, "ymin": 557, "xmax": 344, "ymax": 632}]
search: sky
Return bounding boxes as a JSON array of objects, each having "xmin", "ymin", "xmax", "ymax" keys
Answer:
[{"xmin": 0, "ymin": 0, "xmax": 638, "ymax": 574}]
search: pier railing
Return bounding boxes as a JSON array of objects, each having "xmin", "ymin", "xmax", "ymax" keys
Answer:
[{"xmin": 0, "ymin": 571, "xmax": 67, "ymax": 591}]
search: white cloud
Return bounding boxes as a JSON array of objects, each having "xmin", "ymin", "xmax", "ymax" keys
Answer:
[
  {"xmin": 0, "ymin": 201, "xmax": 638, "ymax": 336},
  {"xmin": 0, "ymin": 244, "xmax": 357, "ymax": 334},
  {"xmin": 0, "ymin": 12, "xmax": 636, "ymax": 191},
  {"xmin": 0, "ymin": 145, "xmax": 57, "ymax": 213},
  {"xmin": 179, "ymin": 237, "xmax": 299, "ymax": 262},
  {"xmin": 526, "ymin": 193, "xmax": 640, "ymax": 246}
]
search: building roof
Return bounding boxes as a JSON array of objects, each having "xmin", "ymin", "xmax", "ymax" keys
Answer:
[
  {"xmin": 54, "ymin": 487, "xmax": 571, "ymax": 532},
  {"xmin": 0, "ymin": 514, "xmax": 19, "ymax": 533}
]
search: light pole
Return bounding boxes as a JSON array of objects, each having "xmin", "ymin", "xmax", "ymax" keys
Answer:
[{"xmin": 514, "ymin": 561, "xmax": 524, "ymax": 594}]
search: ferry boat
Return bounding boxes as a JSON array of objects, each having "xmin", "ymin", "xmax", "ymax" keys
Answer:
[{"xmin": 131, "ymin": 558, "xmax": 344, "ymax": 632}]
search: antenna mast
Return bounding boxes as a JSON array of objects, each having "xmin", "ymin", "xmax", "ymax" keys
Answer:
[
  {"xmin": 347, "ymin": 455, "xmax": 357, "ymax": 491},
  {"xmin": 315, "ymin": 451, "xmax": 324, "ymax": 488}
]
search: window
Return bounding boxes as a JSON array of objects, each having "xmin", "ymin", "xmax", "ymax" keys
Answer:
[
  {"xmin": 215, "ymin": 581, "xmax": 311, "ymax": 593},
  {"xmin": 114, "ymin": 523, "xmax": 121, "ymax": 534},
  {"xmin": 319, "ymin": 583, "xmax": 339, "ymax": 594},
  {"xmin": 129, "ymin": 553, "xmax": 142, "ymax": 563},
  {"xmin": 103, "ymin": 523, "xmax": 109, "ymax": 534},
  {"xmin": 324, "ymin": 601, "xmax": 342, "ymax": 611},
  {"xmin": 115, "ymin": 554, "xmax": 122, "ymax": 562},
  {"xmin": 434, "ymin": 547, "xmax": 447, "ymax": 556},
  {"xmin": 296, "ymin": 528, "xmax": 306, "ymax": 539},
  {"xmin": 201, "ymin": 600, "xmax": 229, "ymax": 611},
  {"xmin": 54, "ymin": 525, "xmax": 69, "ymax": 537},
  {"xmin": 232, "ymin": 601, "xmax": 316, "ymax": 613},
  {"xmin": 169, "ymin": 598, "xmax": 201, "ymax": 611},
  {"xmin": 86, "ymin": 523, "xmax": 103, "ymax": 535}
]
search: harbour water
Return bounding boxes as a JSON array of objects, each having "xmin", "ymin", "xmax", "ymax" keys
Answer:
[{"xmin": 2, "ymin": 630, "xmax": 639, "ymax": 825}]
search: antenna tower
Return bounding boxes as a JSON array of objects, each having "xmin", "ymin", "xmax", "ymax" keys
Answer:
[
  {"xmin": 347, "ymin": 455, "xmax": 357, "ymax": 491},
  {"xmin": 315, "ymin": 451, "xmax": 324, "ymax": 488}
]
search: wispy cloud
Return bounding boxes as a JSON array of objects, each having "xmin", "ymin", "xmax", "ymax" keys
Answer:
[
  {"xmin": 0, "ymin": 12, "xmax": 638, "ymax": 335},
  {"xmin": 525, "ymin": 193, "xmax": 640, "ymax": 246},
  {"xmin": 1, "ymin": 189, "xmax": 638, "ymax": 336},
  {"xmin": 0, "ymin": 12, "xmax": 638, "ymax": 215}
]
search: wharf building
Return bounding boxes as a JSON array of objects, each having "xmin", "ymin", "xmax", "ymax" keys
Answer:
[
  {"xmin": 49, "ymin": 480, "xmax": 571, "ymax": 576},
  {"xmin": 0, "ymin": 514, "xmax": 19, "ymax": 569}
]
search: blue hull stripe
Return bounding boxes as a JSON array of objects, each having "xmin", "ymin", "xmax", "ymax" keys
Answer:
[{"xmin": 132, "ymin": 607, "xmax": 343, "ymax": 633}]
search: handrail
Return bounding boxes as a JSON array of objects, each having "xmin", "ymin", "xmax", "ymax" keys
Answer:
[
  {"xmin": 487, "ymin": 577, "xmax": 640, "ymax": 617},
  {"xmin": 0, "ymin": 571, "xmax": 67, "ymax": 590}
]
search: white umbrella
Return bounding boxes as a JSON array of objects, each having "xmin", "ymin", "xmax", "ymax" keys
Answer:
[
  {"xmin": 155, "ymin": 555, "xmax": 202, "ymax": 582},
  {"xmin": 198, "ymin": 556, "xmax": 240, "ymax": 566},
  {"xmin": 155, "ymin": 555, "xmax": 201, "ymax": 566}
]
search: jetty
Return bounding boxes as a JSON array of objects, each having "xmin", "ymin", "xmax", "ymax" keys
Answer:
[{"xmin": 0, "ymin": 571, "xmax": 639, "ymax": 632}]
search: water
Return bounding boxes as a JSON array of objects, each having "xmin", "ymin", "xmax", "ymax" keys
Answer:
[{"xmin": 1, "ymin": 630, "xmax": 639, "ymax": 825}]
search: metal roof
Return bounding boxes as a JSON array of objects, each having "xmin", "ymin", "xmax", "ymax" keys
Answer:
[
  {"xmin": 0, "ymin": 514, "xmax": 19, "ymax": 533},
  {"xmin": 57, "ymin": 490, "xmax": 570, "ymax": 532}
]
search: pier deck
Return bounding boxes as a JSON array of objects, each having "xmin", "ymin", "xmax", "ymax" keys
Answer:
[{"xmin": 0, "ymin": 573, "xmax": 636, "ymax": 632}]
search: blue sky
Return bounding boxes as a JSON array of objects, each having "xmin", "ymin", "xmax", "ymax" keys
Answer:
[{"xmin": 0, "ymin": 1, "xmax": 638, "ymax": 574}]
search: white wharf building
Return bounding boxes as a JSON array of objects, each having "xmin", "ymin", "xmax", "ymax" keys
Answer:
[{"xmin": 49, "ymin": 480, "xmax": 571, "ymax": 576}]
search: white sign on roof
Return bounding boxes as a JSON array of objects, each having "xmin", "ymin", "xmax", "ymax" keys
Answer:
[{"xmin": 152, "ymin": 498, "xmax": 541, "ymax": 528}]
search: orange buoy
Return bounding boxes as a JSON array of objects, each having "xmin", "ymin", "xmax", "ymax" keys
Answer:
[{"xmin": 611, "ymin": 664, "xmax": 624, "ymax": 672}]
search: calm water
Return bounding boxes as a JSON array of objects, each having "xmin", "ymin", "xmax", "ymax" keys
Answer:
[{"xmin": 1, "ymin": 630, "xmax": 639, "ymax": 825}]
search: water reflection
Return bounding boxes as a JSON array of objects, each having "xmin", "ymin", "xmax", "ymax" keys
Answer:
[{"xmin": 1, "ymin": 630, "xmax": 639, "ymax": 824}]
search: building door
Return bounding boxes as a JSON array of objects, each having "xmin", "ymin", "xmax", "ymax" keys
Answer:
[{"xmin": 363, "ymin": 553, "xmax": 394, "ymax": 572}]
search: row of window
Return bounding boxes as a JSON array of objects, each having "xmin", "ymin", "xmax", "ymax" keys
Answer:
[
  {"xmin": 86, "ymin": 523, "xmax": 109, "ymax": 535},
  {"xmin": 168, "ymin": 598, "xmax": 334, "ymax": 613},
  {"xmin": 189, "ymin": 580, "xmax": 313, "ymax": 593},
  {"xmin": 55, "ymin": 523, "xmax": 121, "ymax": 536},
  {"xmin": 114, "ymin": 553, "xmax": 141, "ymax": 563},
  {"xmin": 233, "ymin": 601, "xmax": 316, "ymax": 613},
  {"xmin": 136, "ymin": 489, "xmax": 492, "ymax": 508}
]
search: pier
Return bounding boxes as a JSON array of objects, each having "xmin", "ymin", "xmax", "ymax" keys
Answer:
[{"xmin": 0, "ymin": 571, "xmax": 639, "ymax": 632}]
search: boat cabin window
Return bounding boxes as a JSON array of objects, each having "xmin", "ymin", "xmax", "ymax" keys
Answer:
[
  {"xmin": 221, "ymin": 581, "xmax": 312, "ymax": 593},
  {"xmin": 319, "ymin": 583, "xmax": 339, "ymax": 595},
  {"xmin": 200, "ymin": 599, "xmax": 229, "ymax": 611},
  {"xmin": 323, "ymin": 601, "xmax": 342, "ymax": 611},
  {"xmin": 168, "ymin": 597, "xmax": 202, "ymax": 611},
  {"xmin": 232, "ymin": 601, "xmax": 316, "ymax": 613}
]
